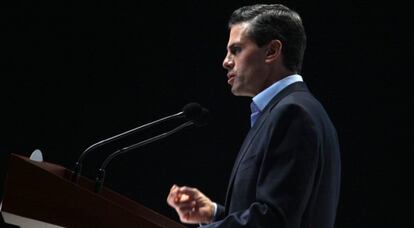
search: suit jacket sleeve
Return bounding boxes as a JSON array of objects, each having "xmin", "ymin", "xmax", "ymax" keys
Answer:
[{"xmin": 205, "ymin": 104, "xmax": 321, "ymax": 227}]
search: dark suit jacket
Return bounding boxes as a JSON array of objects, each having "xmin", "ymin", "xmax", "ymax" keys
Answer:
[{"xmin": 204, "ymin": 82, "xmax": 341, "ymax": 227}]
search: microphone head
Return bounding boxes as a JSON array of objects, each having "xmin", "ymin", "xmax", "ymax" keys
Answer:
[
  {"xmin": 183, "ymin": 102, "xmax": 203, "ymax": 119},
  {"xmin": 194, "ymin": 107, "xmax": 210, "ymax": 126},
  {"xmin": 182, "ymin": 102, "xmax": 210, "ymax": 127}
]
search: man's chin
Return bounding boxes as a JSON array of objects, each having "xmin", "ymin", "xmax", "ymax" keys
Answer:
[{"xmin": 230, "ymin": 86, "xmax": 241, "ymax": 96}]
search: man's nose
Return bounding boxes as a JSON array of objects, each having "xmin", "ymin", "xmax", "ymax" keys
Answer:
[{"xmin": 222, "ymin": 54, "xmax": 234, "ymax": 70}]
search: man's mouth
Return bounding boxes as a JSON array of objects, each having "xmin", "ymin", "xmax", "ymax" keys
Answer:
[{"xmin": 227, "ymin": 73, "xmax": 236, "ymax": 85}]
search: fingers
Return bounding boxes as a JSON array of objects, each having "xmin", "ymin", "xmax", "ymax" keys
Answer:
[
  {"xmin": 167, "ymin": 185, "xmax": 189, "ymax": 207},
  {"xmin": 176, "ymin": 186, "xmax": 199, "ymax": 198},
  {"xmin": 167, "ymin": 185, "xmax": 176, "ymax": 206},
  {"xmin": 176, "ymin": 186, "xmax": 199, "ymax": 204},
  {"xmin": 176, "ymin": 201, "xmax": 197, "ymax": 214},
  {"xmin": 168, "ymin": 185, "xmax": 199, "ymax": 205},
  {"xmin": 167, "ymin": 184, "xmax": 211, "ymax": 224}
]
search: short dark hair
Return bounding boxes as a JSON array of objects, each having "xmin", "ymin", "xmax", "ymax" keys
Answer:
[{"xmin": 228, "ymin": 4, "xmax": 307, "ymax": 73}]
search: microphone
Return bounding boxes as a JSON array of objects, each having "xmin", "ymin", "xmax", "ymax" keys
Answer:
[
  {"xmin": 94, "ymin": 107, "xmax": 209, "ymax": 193},
  {"xmin": 71, "ymin": 102, "xmax": 206, "ymax": 183}
]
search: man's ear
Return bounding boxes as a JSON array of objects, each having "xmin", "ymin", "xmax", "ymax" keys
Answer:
[{"xmin": 265, "ymin": 39, "xmax": 282, "ymax": 62}]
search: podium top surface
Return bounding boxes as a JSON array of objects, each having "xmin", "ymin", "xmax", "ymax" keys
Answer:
[{"xmin": 2, "ymin": 153, "xmax": 186, "ymax": 228}]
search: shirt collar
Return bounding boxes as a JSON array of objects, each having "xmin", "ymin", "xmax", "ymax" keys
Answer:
[{"xmin": 252, "ymin": 74, "xmax": 303, "ymax": 111}]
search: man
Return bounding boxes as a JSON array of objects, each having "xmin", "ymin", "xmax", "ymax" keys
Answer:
[{"xmin": 167, "ymin": 4, "xmax": 341, "ymax": 227}]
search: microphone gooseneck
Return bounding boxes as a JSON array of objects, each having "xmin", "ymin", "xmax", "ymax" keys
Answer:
[
  {"xmin": 94, "ymin": 121, "xmax": 195, "ymax": 193},
  {"xmin": 94, "ymin": 103, "xmax": 211, "ymax": 193},
  {"xmin": 71, "ymin": 107, "xmax": 191, "ymax": 183},
  {"xmin": 69, "ymin": 101, "xmax": 209, "ymax": 191}
]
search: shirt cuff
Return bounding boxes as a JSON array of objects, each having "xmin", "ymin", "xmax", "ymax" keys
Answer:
[{"xmin": 212, "ymin": 202, "xmax": 217, "ymax": 218}]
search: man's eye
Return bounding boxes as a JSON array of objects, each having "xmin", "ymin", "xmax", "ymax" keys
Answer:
[{"xmin": 230, "ymin": 47, "xmax": 241, "ymax": 55}]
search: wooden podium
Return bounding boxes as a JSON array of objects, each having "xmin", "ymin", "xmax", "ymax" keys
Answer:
[{"xmin": 1, "ymin": 153, "xmax": 186, "ymax": 228}]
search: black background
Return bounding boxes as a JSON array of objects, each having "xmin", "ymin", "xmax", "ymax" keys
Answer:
[{"xmin": 1, "ymin": 0, "xmax": 411, "ymax": 227}]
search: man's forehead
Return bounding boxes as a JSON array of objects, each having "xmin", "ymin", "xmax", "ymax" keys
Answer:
[{"xmin": 227, "ymin": 23, "xmax": 250, "ymax": 46}]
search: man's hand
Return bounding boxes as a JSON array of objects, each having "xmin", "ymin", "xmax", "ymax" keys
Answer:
[{"xmin": 167, "ymin": 184, "xmax": 215, "ymax": 224}]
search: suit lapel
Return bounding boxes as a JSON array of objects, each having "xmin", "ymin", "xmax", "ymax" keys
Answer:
[{"xmin": 224, "ymin": 82, "xmax": 309, "ymax": 212}]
